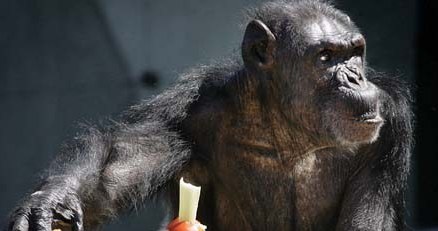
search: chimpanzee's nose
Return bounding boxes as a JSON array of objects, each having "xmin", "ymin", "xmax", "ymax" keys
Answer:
[{"xmin": 335, "ymin": 64, "xmax": 366, "ymax": 89}]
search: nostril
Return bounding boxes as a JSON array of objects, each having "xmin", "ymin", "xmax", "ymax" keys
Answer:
[{"xmin": 347, "ymin": 75, "xmax": 360, "ymax": 85}]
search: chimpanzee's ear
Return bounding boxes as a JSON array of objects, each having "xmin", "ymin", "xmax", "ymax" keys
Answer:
[{"xmin": 242, "ymin": 20, "xmax": 276, "ymax": 70}]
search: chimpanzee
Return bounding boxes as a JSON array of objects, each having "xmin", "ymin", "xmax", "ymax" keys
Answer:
[{"xmin": 6, "ymin": 0, "xmax": 413, "ymax": 230}]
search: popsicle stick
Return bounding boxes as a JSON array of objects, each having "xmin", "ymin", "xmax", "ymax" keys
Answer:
[{"xmin": 178, "ymin": 178, "xmax": 201, "ymax": 223}]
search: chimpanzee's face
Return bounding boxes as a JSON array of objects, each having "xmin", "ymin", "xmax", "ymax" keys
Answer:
[
  {"xmin": 279, "ymin": 16, "xmax": 384, "ymax": 145},
  {"xmin": 242, "ymin": 14, "xmax": 383, "ymax": 146}
]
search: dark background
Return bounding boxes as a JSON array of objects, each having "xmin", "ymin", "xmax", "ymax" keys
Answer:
[{"xmin": 0, "ymin": 0, "xmax": 436, "ymax": 230}]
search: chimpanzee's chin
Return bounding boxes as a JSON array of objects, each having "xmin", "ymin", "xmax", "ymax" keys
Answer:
[{"xmin": 334, "ymin": 116, "xmax": 384, "ymax": 145}]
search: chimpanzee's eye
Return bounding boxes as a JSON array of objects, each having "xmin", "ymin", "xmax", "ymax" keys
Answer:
[{"xmin": 319, "ymin": 50, "xmax": 332, "ymax": 62}]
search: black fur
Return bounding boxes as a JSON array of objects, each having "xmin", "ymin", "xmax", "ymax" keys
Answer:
[{"xmin": 6, "ymin": 0, "xmax": 413, "ymax": 230}]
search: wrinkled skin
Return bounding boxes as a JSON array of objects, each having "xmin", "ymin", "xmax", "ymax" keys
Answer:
[{"xmin": 6, "ymin": 1, "xmax": 412, "ymax": 231}]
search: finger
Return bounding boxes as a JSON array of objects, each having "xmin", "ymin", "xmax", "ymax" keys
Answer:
[
  {"xmin": 28, "ymin": 208, "xmax": 52, "ymax": 231},
  {"xmin": 9, "ymin": 216, "xmax": 29, "ymax": 231},
  {"xmin": 64, "ymin": 195, "xmax": 84, "ymax": 231},
  {"xmin": 71, "ymin": 209, "xmax": 84, "ymax": 231},
  {"xmin": 9, "ymin": 208, "xmax": 30, "ymax": 231},
  {"xmin": 52, "ymin": 206, "xmax": 81, "ymax": 231},
  {"xmin": 53, "ymin": 204, "xmax": 75, "ymax": 222}
]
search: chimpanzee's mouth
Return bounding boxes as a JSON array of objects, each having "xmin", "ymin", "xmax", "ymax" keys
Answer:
[
  {"xmin": 336, "ymin": 86, "xmax": 382, "ymax": 124},
  {"xmin": 354, "ymin": 110, "xmax": 383, "ymax": 124},
  {"xmin": 355, "ymin": 111, "xmax": 383, "ymax": 124}
]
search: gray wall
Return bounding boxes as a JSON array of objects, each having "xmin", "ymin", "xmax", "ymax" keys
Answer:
[
  {"xmin": 0, "ymin": 0, "xmax": 419, "ymax": 230},
  {"xmin": 0, "ymin": 0, "xmax": 133, "ymax": 228}
]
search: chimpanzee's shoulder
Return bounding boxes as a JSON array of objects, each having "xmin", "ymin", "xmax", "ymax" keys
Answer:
[{"xmin": 121, "ymin": 60, "xmax": 242, "ymax": 125}]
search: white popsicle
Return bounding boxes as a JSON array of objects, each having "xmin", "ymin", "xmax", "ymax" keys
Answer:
[{"xmin": 178, "ymin": 178, "xmax": 201, "ymax": 223}]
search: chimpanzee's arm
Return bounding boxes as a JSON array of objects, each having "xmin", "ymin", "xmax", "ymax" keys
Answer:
[
  {"xmin": 7, "ymin": 119, "xmax": 191, "ymax": 231},
  {"xmin": 6, "ymin": 68, "xmax": 201, "ymax": 231},
  {"xmin": 336, "ymin": 76, "xmax": 413, "ymax": 231}
]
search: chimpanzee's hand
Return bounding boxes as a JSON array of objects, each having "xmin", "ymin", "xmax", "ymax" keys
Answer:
[{"xmin": 7, "ymin": 188, "xmax": 83, "ymax": 231}]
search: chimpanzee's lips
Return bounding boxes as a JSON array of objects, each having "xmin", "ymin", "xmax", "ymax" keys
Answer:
[
  {"xmin": 336, "ymin": 88, "xmax": 383, "ymax": 124},
  {"xmin": 334, "ymin": 85, "xmax": 383, "ymax": 124},
  {"xmin": 356, "ymin": 112, "xmax": 383, "ymax": 124}
]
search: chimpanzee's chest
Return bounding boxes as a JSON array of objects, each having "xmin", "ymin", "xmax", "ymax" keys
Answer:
[
  {"xmin": 290, "ymin": 150, "xmax": 355, "ymax": 230},
  {"xmin": 207, "ymin": 146, "xmax": 356, "ymax": 230}
]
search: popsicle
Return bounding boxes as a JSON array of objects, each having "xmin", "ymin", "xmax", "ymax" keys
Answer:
[{"xmin": 167, "ymin": 178, "xmax": 206, "ymax": 231}]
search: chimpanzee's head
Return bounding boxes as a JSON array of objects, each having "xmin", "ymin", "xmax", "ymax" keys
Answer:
[{"xmin": 241, "ymin": 0, "xmax": 383, "ymax": 146}]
